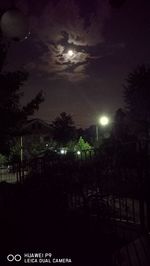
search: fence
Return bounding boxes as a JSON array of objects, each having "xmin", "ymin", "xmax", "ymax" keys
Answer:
[
  {"xmin": 0, "ymin": 162, "xmax": 28, "ymax": 183},
  {"xmin": 0, "ymin": 141, "xmax": 150, "ymax": 232}
]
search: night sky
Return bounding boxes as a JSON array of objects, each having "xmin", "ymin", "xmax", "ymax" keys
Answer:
[{"xmin": 1, "ymin": 0, "xmax": 150, "ymax": 128}]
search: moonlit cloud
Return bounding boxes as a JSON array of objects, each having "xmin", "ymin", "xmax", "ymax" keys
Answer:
[
  {"xmin": 24, "ymin": 0, "xmax": 111, "ymax": 81},
  {"xmin": 2, "ymin": 0, "xmax": 124, "ymax": 82}
]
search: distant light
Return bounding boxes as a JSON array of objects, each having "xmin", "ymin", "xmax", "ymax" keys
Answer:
[
  {"xmin": 60, "ymin": 149, "xmax": 67, "ymax": 155},
  {"xmin": 68, "ymin": 50, "xmax": 74, "ymax": 57},
  {"xmin": 99, "ymin": 116, "xmax": 109, "ymax": 126},
  {"xmin": 45, "ymin": 143, "xmax": 49, "ymax": 147},
  {"xmin": 77, "ymin": 151, "xmax": 81, "ymax": 155}
]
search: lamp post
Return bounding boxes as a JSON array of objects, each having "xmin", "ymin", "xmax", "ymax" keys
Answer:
[
  {"xmin": 96, "ymin": 124, "xmax": 99, "ymax": 142},
  {"xmin": 20, "ymin": 136, "xmax": 23, "ymax": 162},
  {"xmin": 96, "ymin": 115, "xmax": 110, "ymax": 143}
]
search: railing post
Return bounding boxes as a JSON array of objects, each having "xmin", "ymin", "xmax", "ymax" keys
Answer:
[{"xmin": 139, "ymin": 199, "xmax": 145, "ymax": 229}]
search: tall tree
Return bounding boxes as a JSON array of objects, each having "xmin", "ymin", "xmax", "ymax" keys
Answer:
[
  {"xmin": 113, "ymin": 108, "xmax": 127, "ymax": 141},
  {"xmin": 0, "ymin": 40, "xmax": 44, "ymax": 153},
  {"xmin": 52, "ymin": 112, "xmax": 76, "ymax": 146},
  {"xmin": 124, "ymin": 65, "xmax": 150, "ymax": 138}
]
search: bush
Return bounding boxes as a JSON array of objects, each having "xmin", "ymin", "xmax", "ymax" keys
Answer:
[{"xmin": 0, "ymin": 154, "xmax": 8, "ymax": 167}]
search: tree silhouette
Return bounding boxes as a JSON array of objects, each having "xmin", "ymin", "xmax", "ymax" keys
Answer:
[
  {"xmin": 52, "ymin": 112, "xmax": 76, "ymax": 146},
  {"xmin": 0, "ymin": 40, "xmax": 44, "ymax": 154},
  {"xmin": 124, "ymin": 65, "xmax": 150, "ymax": 138},
  {"xmin": 113, "ymin": 108, "xmax": 127, "ymax": 141}
]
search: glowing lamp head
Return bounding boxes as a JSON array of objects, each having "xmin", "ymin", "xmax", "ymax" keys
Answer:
[
  {"xmin": 99, "ymin": 116, "xmax": 109, "ymax": 126},
  {"xmin": 77, "ymin": 151, "xmax": 81, "ymax": 155}
]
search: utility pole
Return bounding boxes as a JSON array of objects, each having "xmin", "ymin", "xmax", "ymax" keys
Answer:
[{"xmin": 20, "ymin": 136, "xmax": 23, "ymax": 162}]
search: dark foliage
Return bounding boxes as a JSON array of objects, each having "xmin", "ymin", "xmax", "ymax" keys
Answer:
[
  {"xmin": 51, "ymin": 112, "xmax": 76, "ymax": 145},
  {"xmin": 124, "ymin": 65, "xmax": 150, "ymax": 120},
  {"xmin": 113, "ymin": 108, "xmax": 128, "ymax": 141},
  {"xmin": 124, "ymin": 65, "xmax": 150, "ymax": 138},
  {"xmin": 0, "ymin": 40, "xmax": 44, "ymax": 153}
]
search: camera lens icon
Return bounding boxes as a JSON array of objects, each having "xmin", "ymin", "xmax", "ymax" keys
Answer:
[{"xmin": 7, "ymin": 254, "xmax": 22, "ymax": 262}]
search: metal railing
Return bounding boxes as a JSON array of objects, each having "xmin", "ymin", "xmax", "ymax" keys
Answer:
[{"xmin": 0, "ymin": 141, "xmax": 149, "ymax": 231}]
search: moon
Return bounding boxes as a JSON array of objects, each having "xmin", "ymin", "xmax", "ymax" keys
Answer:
[{"xmin": 67, "ymin": 50, "xmax": 74, "ymax": 57}]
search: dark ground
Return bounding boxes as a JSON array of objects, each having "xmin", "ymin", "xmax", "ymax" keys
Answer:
[{"xmin": 0, "ymin": 179, "xmax": 127, "ymax": 266}]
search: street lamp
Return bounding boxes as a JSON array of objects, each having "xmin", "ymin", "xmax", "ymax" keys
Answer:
[
  {"xmin": 96, "ymin": 115, "xmax": 110, "ymax": 142},
  {"xmin": 99, "ymin": 116, "xmax": 109, "ymax": 127}
]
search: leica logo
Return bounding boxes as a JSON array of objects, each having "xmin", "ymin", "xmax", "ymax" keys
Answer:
[{"xmin": 7, "ymin": 254, "xmax": 22, "ymax": 262}]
